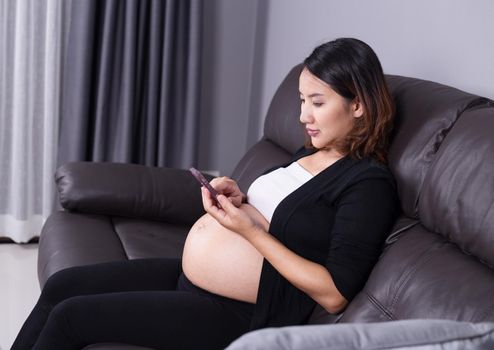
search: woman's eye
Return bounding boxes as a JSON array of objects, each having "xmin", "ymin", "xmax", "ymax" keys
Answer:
[
  {"xmin": 300, "ymin": 99, "xmax": 305, "ymax": 104},
  {"xmin": 313, "ymin": 102, "xmax": 323, "ymax": 107}
]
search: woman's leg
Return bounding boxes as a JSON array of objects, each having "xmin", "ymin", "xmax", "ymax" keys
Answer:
[
  {"xmin": 11, "ymin": 258, "xmax": 181, "ymax": 350},
  {"xmin": 32, "ymin": 290, "xmax": 251, "ymax": 350}
]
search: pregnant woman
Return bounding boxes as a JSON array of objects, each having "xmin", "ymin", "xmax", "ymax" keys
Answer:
[{"xmin": 12, "ymin": 38, "xmax": 399, "ymax": 350}]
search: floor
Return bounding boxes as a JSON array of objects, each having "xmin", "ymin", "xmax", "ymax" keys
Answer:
[{"xmin": 0, "ymin": 243, "xmax": 40, "ymax": 350}]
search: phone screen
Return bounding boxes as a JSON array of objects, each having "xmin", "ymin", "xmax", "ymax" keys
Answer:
[{"xmin": 189, "ymin": 167, "xmax": 222, "ymax": 209}]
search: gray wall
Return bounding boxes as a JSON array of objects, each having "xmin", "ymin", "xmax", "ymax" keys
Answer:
[
  {"xmin": 257, "ymin": 0, "xmax": 494, "ymax": 137},
  {"xmin": 199, "ymin": 0, "xmax": 494, "ymax": 176},
  {"xmin": 198, "ymin": 0, "xmax": 263, "ymax": 176}
]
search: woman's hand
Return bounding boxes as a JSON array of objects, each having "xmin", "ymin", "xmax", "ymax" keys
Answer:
[
  {"xmin": 201, "ymin": 187, "xmax": 267, "ymax": 241},
  {"xmin": 209, "ymin": 176, "xmax": 245, "ymax": 207}
]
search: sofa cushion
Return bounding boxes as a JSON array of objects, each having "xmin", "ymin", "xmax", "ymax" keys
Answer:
[
  {"xmin": 226, "ymin": 319, "xmax": 494, "ymax": 350},
  {"xmin": 38, "ymin": 212, "xmax": 188, "ymax": 287},
  {"xmin": 385, "ymin": 75, "xmax": 489, "ymax": 219},
  {"xmin": 112, "ymin": 217, "xmax": 188, "ymax": 260},
  {"xmin": 419, "ymin": 105, "xmax": 494, "ymax": 267},
  {"xmin": 38, "ymin": 212, "xmax": 127, "ymax": 287},
  {"xmin": 55, "ymin": 163, "xmax": 208, "ymax": 225},
  {"xmin": 340, "ymin": 224, "xmax": 494, "ymax": 323}
]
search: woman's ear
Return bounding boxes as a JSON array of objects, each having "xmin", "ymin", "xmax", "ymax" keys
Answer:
[{"xmin": 352, "ymin": 97, "xmax": 364, "ymax": 118}]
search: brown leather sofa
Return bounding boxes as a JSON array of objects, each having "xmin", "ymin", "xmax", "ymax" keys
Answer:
[{"xmin": 38, "ymin": 65, "xmax": 494, "ymax": 349}]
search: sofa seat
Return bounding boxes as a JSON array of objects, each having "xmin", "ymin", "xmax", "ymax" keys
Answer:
[{"xmin": 38, "ymin": 212, "xmax": 188, "ymax": 285}]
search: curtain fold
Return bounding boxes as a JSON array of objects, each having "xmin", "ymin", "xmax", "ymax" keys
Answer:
[
  {"xmin": 0, "ymin": 0, "xmax": 202, "ymax": 242},
  {"xmin": 0, "ymin": 0, "xmax": 68, "ymax": 243},
  {"xmin": 58, "ymin": 0, "xmax": 203, "ymax": 169}
]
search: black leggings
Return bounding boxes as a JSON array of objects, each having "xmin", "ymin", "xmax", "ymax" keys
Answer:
[{"xmin": 12, "ymin": 258, "xmax": 254, "ymax": 350}]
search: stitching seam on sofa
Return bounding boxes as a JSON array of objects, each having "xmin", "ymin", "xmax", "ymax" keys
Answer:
[
  {"xmin": 364, "ymin": 291, "xmax": 394, "ymax": 321},
  {"xmin": 110, "ymin": 216, "xmax": 130, "ymax": 260},
  {"xmin": 390, "ymin": 241, "xmax": 447, "ymax": 313}
]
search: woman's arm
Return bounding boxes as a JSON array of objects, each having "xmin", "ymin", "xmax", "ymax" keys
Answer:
[
  {"xmin": 201, "ymin": 187, "xmax": 347, "ymax": 313},
  {"xmin": 248, "ymin": 226, "xmax": 348, "ymax": 313}
]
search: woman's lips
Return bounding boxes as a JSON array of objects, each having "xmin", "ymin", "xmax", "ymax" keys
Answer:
[{"xmin": 306, "ymin": 128, "xmax": 319, "ymax": 137}]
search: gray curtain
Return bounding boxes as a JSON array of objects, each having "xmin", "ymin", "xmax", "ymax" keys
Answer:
[
  {"xmin": 58, "ymin": 0, "xmax": 203, "ymax": 168},
  {"xmin": 0, "ymin": 0, "xmax": 69, "ymax": 242}
]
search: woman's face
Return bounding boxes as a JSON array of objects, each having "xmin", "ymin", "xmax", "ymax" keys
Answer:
[{"xmin": 298, "ymin": 68, "xmax": 362, "ymax": 151}]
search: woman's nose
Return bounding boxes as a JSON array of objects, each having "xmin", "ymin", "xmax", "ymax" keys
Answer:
[{"xmin": 299, "ymin": 105, "xmax": 313, "ymax": 123}]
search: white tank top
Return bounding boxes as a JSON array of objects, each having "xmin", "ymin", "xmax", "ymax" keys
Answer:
[{"xmin": 246, "ymin": 161, "xmax": 314, "ymax": 222}]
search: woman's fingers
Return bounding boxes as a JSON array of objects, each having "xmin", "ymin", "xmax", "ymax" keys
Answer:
[
  {"xmin": 217, "ymin": 194, "xmax": 235, "ymax": 212},
  {"xmin": 209, "ymin": 177, "xmax": 244, "ymax": 207},
  {"xmin": 202, "ymin": 189, "xmax": 244, "ymax": 230},
  {"xmin": 211, "ymin": 178, "xmax": 233, "ymax": 195},
  {"xmin": 202, "ymin": 187, "xmax": 224, "ymax": 212},
  {"xmin": 202, "ymin": 188, "xmax": 229, "ymax": 225},
  {"xmin": 201, "ymin": 187, "xmax": 215, "ymax": 211}
]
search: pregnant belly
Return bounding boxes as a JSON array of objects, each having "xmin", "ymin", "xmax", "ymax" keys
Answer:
[{"xmin": 182, "ymin": 204, "xmax": 267, "ymax": 303}]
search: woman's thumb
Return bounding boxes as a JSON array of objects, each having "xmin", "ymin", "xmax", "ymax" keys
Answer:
[{"xmin": 217, "ymin": 194, "xmax": 232, "ymax": 210}]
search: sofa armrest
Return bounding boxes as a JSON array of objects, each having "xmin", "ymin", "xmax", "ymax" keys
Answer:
[
  {"xmin": 226, "ymin": 319, "xmax": 494, "ymax": 350},
  {"xmin": 55, "ymin": 162, "xmax": 212, "ymax": 225}
]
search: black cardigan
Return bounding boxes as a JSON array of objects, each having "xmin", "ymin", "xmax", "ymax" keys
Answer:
[{"xmin": 249, "ymin": 147, "xmax": 400, "ymax": 330}]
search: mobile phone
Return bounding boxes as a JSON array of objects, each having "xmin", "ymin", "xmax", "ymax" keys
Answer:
[{"xmin": 189, "ymin": 167, "xmax": 222, "ymax": 209}]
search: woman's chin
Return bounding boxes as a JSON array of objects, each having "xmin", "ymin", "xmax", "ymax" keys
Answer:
[{"xmin": 311, "ymin": 139, "xmax": 327, "ymax": 149}]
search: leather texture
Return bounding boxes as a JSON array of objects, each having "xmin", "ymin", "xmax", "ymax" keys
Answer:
[
  {"xmin": 340, "ymin": 224, "xmax": 494, "ymax": 323},
  {"xmin": 263, "ymin": 64, "xmax": 305, "ymax": 154},
  {"xmin": 38, "ymin": 65, "xmax": 494, "ymax": 350},
  {"xmin": 55, "ymin": 162, "xmax": 211, "ymax": 225},
  {"xmin": 419, "ymin": 105, "xmax": 494, "ymax": 267},
  {"xmin": 112, "ymin": 217, "xmax": 188, "ymax": 260},
  {"xmin": 38, "ymin": 212, "xmax": 189, "ymax": 287},
  {"xmin": 226, "ymin": 319, "xmax": 494, "ymax": 350},
  {"xmin": 385, "ymin": 75, "xmax": 490, "ymax": 219},
  {"xmin": 38, "ymin": 212, "xmax": 127, "ymax": 285}
]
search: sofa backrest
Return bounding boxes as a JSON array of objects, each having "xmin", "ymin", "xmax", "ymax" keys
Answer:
[
  {"xmin": 232, "ymin": 63, "xmax": 494, "ymax": 323},
  {"xmin": 386, "ymin": 76, "xmax": 490, "ymax": 218},
  {"xmin": 231, "ymin": 64, "xmax": 304, "ymax": 192},
  {"xmin": 418, "ymin": 105, "xmax": 494, "ymax": 268}
]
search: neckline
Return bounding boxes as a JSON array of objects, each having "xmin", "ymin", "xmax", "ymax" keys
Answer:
[
  {"xmin": 268, "ymin": 150, "xmax": 358, "ymax": 234},
  {"xmin": 294, "ymin": 149, "xmax": 349, "ymax": 177},
  {"xmin": 293, "ymin": 161, "xmax": 315, "ymax": 177}
]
